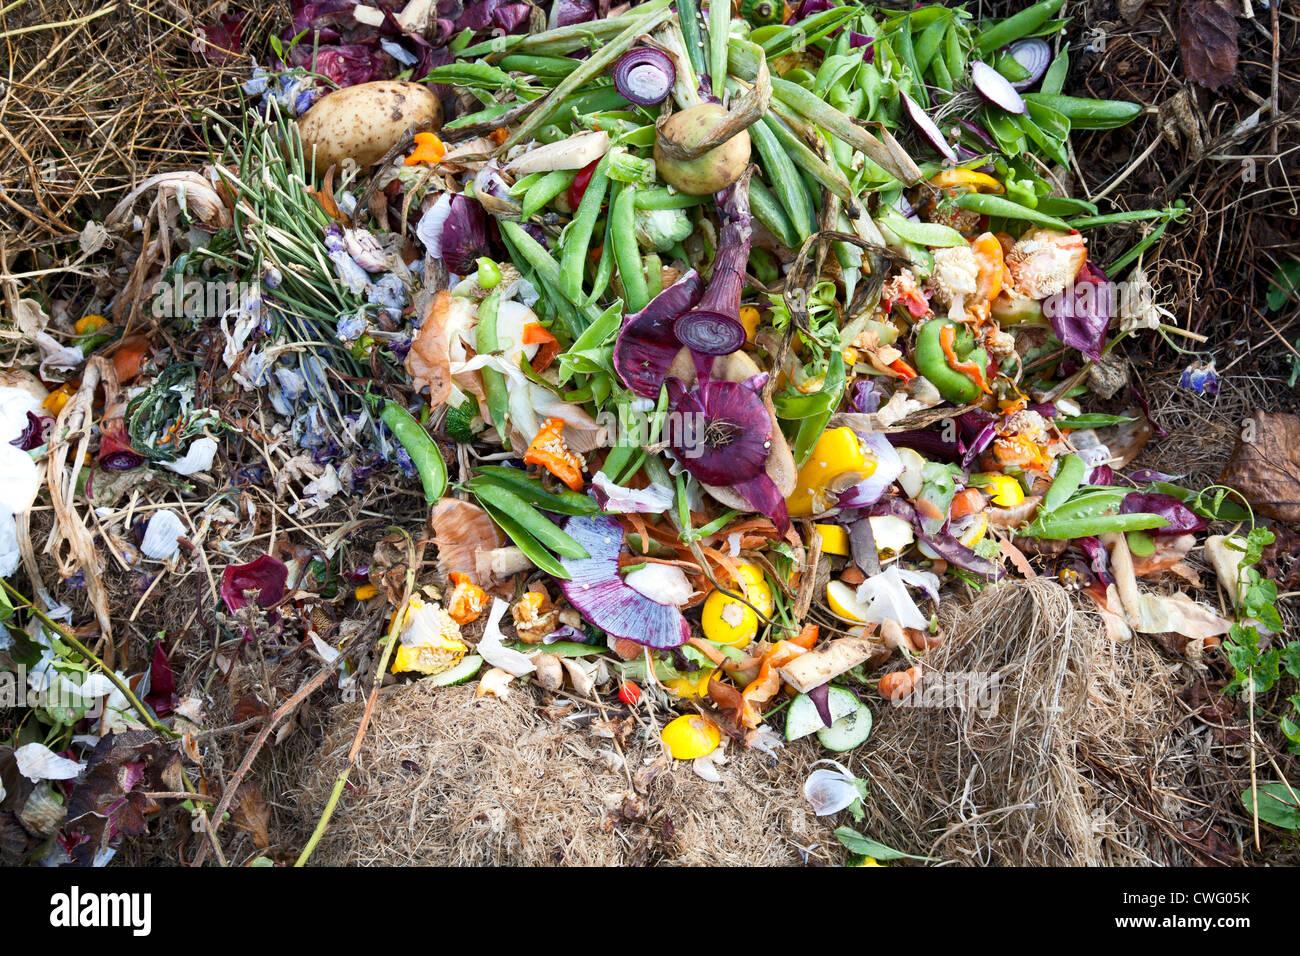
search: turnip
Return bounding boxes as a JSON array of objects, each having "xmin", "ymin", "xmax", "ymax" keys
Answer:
[{"xmin": 653, "ymin": 103, "xmax": 751, "ymax": 196}]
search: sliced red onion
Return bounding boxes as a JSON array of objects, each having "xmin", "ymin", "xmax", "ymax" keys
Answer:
[
  {"xmin": 613, "ymin": 47, "xmax": 676, "ymax": 107},
  {"xmin": 1006, "ymin": 38, "xmax": 1051, "ymax": 91},
  {"xmin": 439, "ymin": 194, "xmax": 491, "ymax": 275},
  {"xmin": 625, "ymin": 562, "xmax": 692, "ymax": 606},
  {"xmin": 971, "ymin": 60, "xmax": 1027, "ymax": 114},
  {"xmin": 98, "ymin": 429, "xmax": 143, "ymax": 471},
  {"xmin": 612, "ymin": 269, "xmax": 702, "ymax": 397},
  {"xmin": 548, "ymin": 0, "xmax": 595, "ymax": 29},
  {"xmin": 557, "ymin": 515, "xmax": 690, "ymax": 649},
  {"xmin": 675, "ymin": 167, "xmax": 753, "ymax": 357},
  {"xmin": 917, "ymin": 529, "xmax": 1004, "ymax": 581},
  {"xmin": 848, "ymin": 32, "xmax": 874, "ymax": 58},
  {"xmin": 673, "ymin": 311, "xmax": 746, "ymax": 355},
  {"xmin": 886, "ymin": 428, "xmax": 961, "ymax": 461},
  {"xmin": 1077, "ymin": 536, "xmax": 1113, "ymax": 585},
  {"xmin": 733, "ymin": 473, "xmax": 790, "ymax": 534},
  {"xmin": 902, "ymin": 92, "xmax": 957, "ymax": 163},
  {"xmin": 958, "ymin": 118, "xmax": 998, "ymax": 151},
  {"xmin": 849, "ymin": 518, "xmax": 881, "ymax": 577},
  {"xmin": 807, "ymin": 683, "xmax": 835, "ymax": 728}
]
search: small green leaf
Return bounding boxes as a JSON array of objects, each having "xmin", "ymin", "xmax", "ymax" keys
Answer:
[
  {"xmin": 1241, "ymin": 783, "xmax": 1300, "ymax": 830},
  {"xmin": 834, "ymin": 827, "xmax": 935, "ymax": 862},
  {"xmin": 1266, "ymin": 261, "xmax": 1300, "ymax": 312}
]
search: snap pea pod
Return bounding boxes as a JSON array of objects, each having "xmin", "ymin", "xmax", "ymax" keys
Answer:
[
  {"xmin": 520, "ymin": 169, "xmax": 575, "ymax": 219},
  {"xmin": 470, "ymin": 468, "xmax": 597, "ymax": 515},
  {"xmin": 379, "ymin": 400, "xmax": 447, "ymax": 505},
  {"xmin": 470, "ymin": 482, "xmax": 590, "ymax": 559},
  {"xmin": 610, "ymin": 184, "xmax": 649, "ymax": 313},
  {"xmin": 1021, "ymin": 92, "xmax": 1142, "ymax": 130},
  {"xmin": 1041, "ymin": 47, "xmax": 1069, "ymax": 95},
  {"xmin": 644, "ymin": 253, "xmax": 663, "ymax": 299},
  {"xmin": 762, "ymin": 108, "xmax": 857, "ymax": 209},
  {"xmin": 1036, "ymin": 488, "xmax": 1129, "ymax": 522},
  {"xmin": 475, "ymin": 291, "xmax": 511, "ymax": 447},
  {"xmin": 559, "ymin": 151, "xmax": 611, "ymax": 301},
  {"xmin": 750, "ymin": 116, "xmax": 814, "ymax": 240},
  {"xmin": 1067, "ymin": 209, "xmax": 1175, "ymax": 230},
  {"xmin": 749, "ymin": 178, "xmax": 799, "ymax": 249},
  {"xmin": 633, "ymin": 188, "xmax": 708, "ymax": 210},
  {"xmin": 708, "ymin": 0, "xmax": 729, "ymax": 99},
  {"xmin": 498, "ymin": 222, "xmax": 598, "ymax": 330},
  {"xmin": 498, "ymin": 54, "xmax": 580, "ymax": 77},
  {"xmin": 954, "ymin": 192, "xmax": 1072, "ymax": 231},
  {"xmin": 477, "ymin": 500, "xmax": 572, "ymax": 579},
  {"xmin": 975, "ymin": 0, "xmax": 1065, "ymax": 55},
  {"xmin": 676, "ymin": 0, "xmax": 708, "ymax": 75},
  {"xmin": 760, "ymin": 6, "xmax": 859, "ymax": 60},
  {"xmin": 1020, "ymin": 512, "xmax": 1170, "ymax": 540},
  {"xmin": 1041, "ymin": 453, "xmax": 1085, "ymax": 513},
  {"xmin": 586, "ymin": 215, "xmax": 616, "ymax": 306},
  {"xmin": 914, "ymin": 13, "xmax": 951, "ymax": 74}
]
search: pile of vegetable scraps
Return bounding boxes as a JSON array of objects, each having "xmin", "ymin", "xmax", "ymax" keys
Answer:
[{"xmin": 232, "ymin": 0, "xmax": 1227, "ymax": 774}]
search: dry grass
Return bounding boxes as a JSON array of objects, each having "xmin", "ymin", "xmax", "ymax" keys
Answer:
[{"xmin": 293, "ymin": 681, "xmax": 836, "ymax": 867}]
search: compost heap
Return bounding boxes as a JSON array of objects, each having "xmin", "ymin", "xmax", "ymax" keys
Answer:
[{"xmin": 1, "ymin": 0, "xmax": 1297, "ymax": 868}]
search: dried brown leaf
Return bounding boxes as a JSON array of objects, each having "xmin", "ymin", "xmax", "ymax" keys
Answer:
[
  {"xmin": 1218, "ymin": 411, "xmax": 1300, "ymax": 521},
  {"xmin": 1179, "ymin": 0, "xmax": 1238, "ymax": 91}
]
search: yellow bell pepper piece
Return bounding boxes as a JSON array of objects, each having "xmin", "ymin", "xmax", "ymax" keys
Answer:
[
  {"xmin": 661, "ymin": 714, "xmax": 721, "ymax": 759},
  {"xmin": 700, "ymin": 562, "xmax": 772, "ymax": 648},
  {"xmin": 664, "ymin": 666, "xmax": 718, "ymax": 699},
  {"xmin": 354, "ymin": 584, "xmax": 378, "ymax": 601},
  {"xmin": 974, "ymin": 473, "xmax": 1025, "ymax": 507},
  {"xmin": 42, "ymin": 384, "xmax": 74, "ymax": 416},
  {"xmin": 739, "ymin": 305, "xmax": 761, "ymax": 343},
  {"xmin": 929, "ymin": 169, "xmax": 1004, "ymax": 193},
  {"xmin": 787, "ymin": 427, "xmax": 877, "ymax": 518},
  {"xmin": 813, "ymin": 523, "xmax": 851, "ymax": 557}
]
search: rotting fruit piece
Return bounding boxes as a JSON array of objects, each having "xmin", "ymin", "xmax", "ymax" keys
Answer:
[
  {"xmin": 661, "ymin": 714, "xmax": 722, "ymax": 759},
  {"xmin": 446, "ymin": 572, "xmax": 488, "ymax": 625}
]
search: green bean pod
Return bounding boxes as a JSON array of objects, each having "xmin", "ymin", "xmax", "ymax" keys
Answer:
[
  {"xmin": 1021, "ymin": 93, "xmax": 1143, "ymax": 130},
  {"xmin": 954, "ymin": 192, "xmax": 1072, "ymax": 231}
]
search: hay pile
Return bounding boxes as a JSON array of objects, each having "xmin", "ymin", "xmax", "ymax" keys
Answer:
[
  {"xmin": 295, "ymin": 682, "xmax": 836, "ymax": 867},
  {"xmin": 854, "ymin": 579, "xmax": 1249, "ymax": 866}
]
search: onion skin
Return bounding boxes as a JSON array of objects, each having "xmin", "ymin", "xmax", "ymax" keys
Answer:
[{"xmin": 654, "ymin": 104, "xmax": 751, "ymax": 195}]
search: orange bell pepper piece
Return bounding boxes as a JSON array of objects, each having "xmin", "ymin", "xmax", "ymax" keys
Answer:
[
  {"xmin": 523, "ymin": 416, "xmax": 585, "ymax": 491},
  {"xmin": 939, "ymin": 323, "xmax": 992, "ymax": 395},
  {"xmin": 971, "ymin": 232, "xmax": 1008, "ymax": 306},
  {"xmin": 887, "ymin": 357, "xmax": 917, "ymax": 381},
  {"xmin": 404, "ymin": 131, "xmax": 446, "ymax": 166}
]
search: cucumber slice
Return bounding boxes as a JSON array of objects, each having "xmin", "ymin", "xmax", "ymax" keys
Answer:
[
  {"xmin": 817, "ymin": 699, "xmax": 873, "ymax": 751},
  {"xmin": 428, "ymin": 655, "xmax": 483, "ymax": 687},
  {"xmin": 786, "ymin": 686, "xmax": 860, "ymax": 741}
]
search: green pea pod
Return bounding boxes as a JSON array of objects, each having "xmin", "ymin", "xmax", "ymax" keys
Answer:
[
  {"xmin": 379, "ymin": 400, "xmax": 447, "ymax": 506},
  {"xmin": 471, "ymin": 482, "xmax": 590, "ymax": 559},
  {"xmin": 471, "ymin": 467, "xmax": 597, "ymax": 515},
  {"xmin": 1042, "ymin": 454, "xmax": 1085, "ymax": 513},
  {"xmin": 1003, "ymin": 178, "xmax": 1039, "ymax": 209},
  {"xmin": 634, "ymin": 189, "xmax": 708, "ymax": 210},
  {"xmin": 521, "ymin": 169, "xmax": 575, "ymax": 219},
  {"xmin": 1020, "ymin": 512, "xmax": 1170, "ymax": 540},
  {"xmin": 749, "ymin": 178, "xmax": 799, "ymax": 249},
  {"xmin": 913, "ymin": 319, "xmax": 986, "ymax": 405},
  {"xmin": 751, "ymin": 116, "xmax": 814, "ymax": 240},
  {"xmin": 559, "ymin": 151, "xmax": 611, "ymax": 301},
  {"xmin": 1040, "ymin": 47, "xmax": 1069, "ymax": 96},
  {"xmin": 1037, "ymin": 488, "xmax": 1129, "ymax": 523},
  {"xmin": 975, "ymin": 0, "xmax": 1065, "ymax": 55},
  {"xmin": 954, "ymin": 192, "xmax": 1072, "ymax": 231},
  {"xmin": 774, "ymin": 351, "xmax": 845, "ymax": 420},
  {"xmin": 914, "ymin": 13, "xmax": 950, "ymax": 74},
  {"xmin": 475, "ymin": 292, "xmax": 510, "ymax": 446},
  {"xmin": 499, "ymin": 54, "xmax": 580, "ymax": 77},
  {"xmin": 1021, "ymin": 93, "xmax": 1142, "ymax": 130},
  {"xmin": 610, "ymin": 183, "xmax": 649, "ymax": 312},
  {"xmin": 478, "ymin": 500, "xmax": 572, "ymax": 580}
]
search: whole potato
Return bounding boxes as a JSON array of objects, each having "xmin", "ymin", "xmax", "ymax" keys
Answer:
[{"xmin": 297, "ymin": 81, "xmax": 443, "ymax": 176}]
